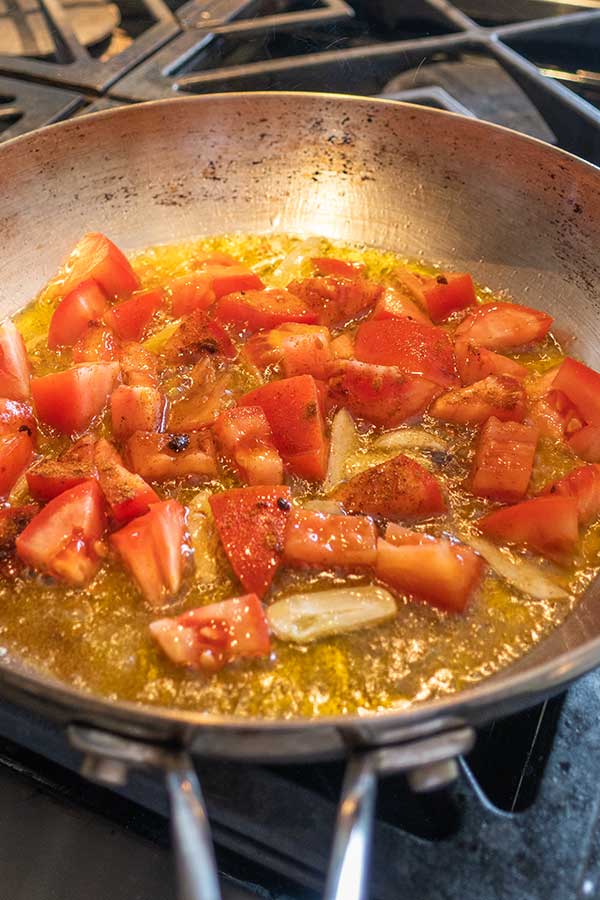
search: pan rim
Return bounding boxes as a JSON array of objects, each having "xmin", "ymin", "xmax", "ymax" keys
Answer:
[{"xmin": 1, "ymin": 90, "xmax": 600, "ymax": 736}]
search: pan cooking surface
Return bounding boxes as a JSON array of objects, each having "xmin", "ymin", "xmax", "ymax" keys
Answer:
[{"xmin": 0, "ymin": 232, "xmax": 597, "ymax": 719}]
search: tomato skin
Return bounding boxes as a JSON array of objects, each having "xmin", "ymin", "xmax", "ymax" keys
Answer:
[
  {"xmin": 72, "ymin": 323, "xmax": 118, "ymax": 363},
  {"xmin": 209, "ymin": 486, "xmax": 292, "ymax": 598},
  {"xmin": 0, "ymin": 321, "xmax": 31, "ymax": 400},
  {"xmin": 430, "ymin": 375, "xmax": 526, "ymax": 425},
  {"xmin": 455, "ymin": 302, "xmax": 553, "ymax": 350},
  {"xmin": 354, "ymin": 319, "xmax": 458, "ymax": 387},
  {"xmin": 48, "ymin": 280, "xmax": 107, "ymax": 350},
  {"xmin": 239, "ymin": 375, "xmax": 329, "ymax": 481},
  {"xmin": 287, "ymin": 275, "xmax": 382, "ymax": 327},
  {"xmin": 478, "ymin": 495, "xmax": 579, "ymax": 563},
  {"xmin": 542, "ymin": 464, "xmax": 600, "ymax": 525},
  {"xmin": 94, "ymin": 439, "xmax": 159, "ymax": 524},
  {"xmin": 200, "ymin": 264, "xmax": 264, "ymax": 299},
  {"xmin": 59, "ymin": 233, "xmax": 140, "ymax": 299},
  {"xmin": 16, "ymin": 480, "xmax": 106, "ymax": 585},
  {"xmin": 0, "ymin": 399, "xmax": 36, "ymax": 442},
  {"xmin": 244, "ymin": 323, "xmax": 332, "ymax": 380},
  {"xmin": 455, "ymin": 340, "xmax": 527, "ymax": 385},
  {"xmin": 26, "ymin": 434, "xmax": 96, "ymax": 501},
  {"xmin": 105, "ymin": 288, "xmax": 164, "ymax": 342},
  {"xmin": 214, "ymin": 289, "xmax": 318, "ymax": 333},
  {"xmin": 334, "ymin": 453, "xmax": 446, "ymax": 520},
  {"xmin": 375, "ymin": 531, "xmax": 483, "ymax": 613},
  {"xmin": 552, "ymin": 357, "xmax": 600, "ymax": 426},
  {"xmin": 164, "ymin": 311, "xmax": 237, "ymax": 364},
  {"xmin": 471, "ymin": 417, "xmax": 538, "ymax": 502},
  {"xmin": 311, "ymin": 257, "xmax": 366, "ymax": 278},
  {"xmin": 284, "ymin": 509, "xmax": 377, "ymax": 568},
  {"xmin": 110, "ymin": 384, "xmax": 165, "ymax": 442},
  {"xmin": 126, "ymin": 431, "xmax": 218, "ymax": 482},
  {"xmin": 328, "ymin": 360, "xmax": 440, "ymax": 427},
  {"xmin": 0, "ymin": 432, "xmax": 33, "ymax": 496},
  {"xmin": 111, "ymin": 499, "xmax": 189, "ymax": 606},
  {"xmin": 150, "ymin": 594, "xmax": 270, "ymax": 672},
  {"xmin": 31, "ymin": 362, "xmax": 119, "ymax": 434},
  {"xmin": 568, "ymin": 424, "xmax": 600, "ymax": 462},
  {"xmin": 167, "ymin": 274, "xmax": 215, "ymax": 318},
  {"xmin": 213, "ymin": 406, "xmax": 283, "ymax": 486},
  {"xmin": 0, "ymin": 505, "xmax": 39, "ymax": 558},
  {"xmin": 422, "ymin": 273, "xmax": 476, "ymax": 322},
  {"xmin": 372, "ymin": 286, "xmax": 431, "ymax": 324}
]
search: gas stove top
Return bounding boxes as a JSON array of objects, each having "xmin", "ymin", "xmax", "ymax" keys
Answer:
[{"xmin": 1, "ymin": 3, "xmax": 600, "ymax": 899}]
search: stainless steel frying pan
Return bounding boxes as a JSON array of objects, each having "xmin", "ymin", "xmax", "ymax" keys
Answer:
[{"xmin": 1, "ymin": 92, "xmax": 599, "ymax": 900}]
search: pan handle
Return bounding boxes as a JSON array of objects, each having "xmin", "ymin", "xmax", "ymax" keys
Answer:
[
  {"xmin": 323, "ymin": 727, "xmax": 476, "ymax": 900},
  {"xmin": 166, "ymin": 753, "xmax": 222, "ymax": 900}
]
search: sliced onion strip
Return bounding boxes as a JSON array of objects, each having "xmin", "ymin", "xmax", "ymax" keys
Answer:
[
  {"xmin": 323, "ymin": 408, "xmax": 358, "ymax": 493},
  {"xmin": 373, "ymin": 428, "xmax": 448, "ymax": 453}
]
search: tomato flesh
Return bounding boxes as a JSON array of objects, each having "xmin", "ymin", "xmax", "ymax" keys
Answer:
[
  {"xmin": 59, "ymin": 233, "xmax": 140, "ymax": 299},
  {"xmin": 26, "ymin": 435, "xmax": 96, "ymax": 501},
  {"xmin": 568, "ymin": 424, "xmax": 600, "ymax": 462},
  {"xmin": 95, "ymin": 438, "xmax": 158, "ymax": 524},
  {"xmin": 0, "ymin": 320, "xmax": 31, "ymax": 400},
  {"xmin": 354, "ymin": 318, "xmax": 458, "ymax": 387},
  {"xmin": 543, "ymin": 464, "xmax": 600, "ymax": 525},
  {"xmin": 209, "ymin": 486, "xmax": 292, "ymax": 598},
  {"xmin": 165, "ymin": 311, "xmax": 237, "ymax": 364},
  {"xmin": 422, "ymin": 272, "xmax": 476, "ymax": 322},
  {"xmin": 455, "ymin": 340, "xmax": 527, "ymax": 385},
  {"xmin": 48, "ymin": 279, "xmax": 107, "ymax": 349},
  {"xmin": 334, "ymin": 453, "xmax": 446, "ymax": 520},
  {"xmin": 455, "ymin": 302, "xmax": 553, "ymax": 350},
  {"xmin": 127, "ymin": 431, "xmax": 217, "ymax": 482},
  {"xmin": 16, "ymin": 480, "xmax": 106, "ymax": 585},
  {"xmin": 111, "ymin": 384, "xmax": 165, "ymax": 442},
  {"xmin": 430, "ymin": 375, "xmax": 526, "ymax": 425},
  {"xmin": 0, "ymin": 399, "xmax": 36, "ymax": 442},
  {"xmin": 0, "ymin": 505, "xmax": 39, "ymax": 559},
  {"xmin": 73, "ymin": 323, "xmax": 118, "ymax": 363},
  {"xmin": 111, "ymin": 500, "xmax": 188, "ymax": 606},
  {"xmin": 150, "ymin": 594, "xmax": 270, "ymax": 672},
  {"xmin": 287, "ymin": 275, "xmax": 382, "ymax": 327},
  {"xmin": 478, "ymin": 495, "xmax": 579, "ymax": 563},
  {"xmin": 311, "ymin": 257, "xmax": 366, "ymax": 278},
  {"xmin": 471, "ymin": 417, "xmax": 538, "ymax": 502},
  {"xmin": 199, "ymin": 264, "xmax": 264, "ymax": 299},
  {"xmin": 244, "ymin": 323, "xmax": 332, "ymax": 380},
  {"xmin": 214, "ymin": 288, "xmax": 318, "ymax": 333},
  {"xmin": 167, "ymin": 274, "xmax": 215, "ymax": 318},
  {"xmin": 106, "ymin": 288, "xmax": 164, "ymax": 342},
  {"xmin": 213, "ymin": 406, "xmax": 283, "ymax": 486},
  {"xmin": 371, "ymin": 286, "xmax": 431, "ymax": 324},
  {"xmin": 552, "ymin": 357, "xmax": 600, "ymax": 427},
  {"xmin": 0, "ymin": 431, "xmax": 33, "ymax": 497},
  {"xmin": 284, "ymin": 509, "xmax": 377, "ymax": 568},
  {"xmin": 32, "ymin": 362, "xmax": 119, "ymax": 434}
]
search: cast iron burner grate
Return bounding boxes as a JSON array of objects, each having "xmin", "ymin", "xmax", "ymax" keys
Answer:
[{"xmin": 1, "ymin": 670, "xmax": 600, "ymax": 900}]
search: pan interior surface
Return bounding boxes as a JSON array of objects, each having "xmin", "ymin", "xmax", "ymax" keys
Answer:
[{"xmin": 0, "ymin": 93, "xmax": 599, "ymax": 736}]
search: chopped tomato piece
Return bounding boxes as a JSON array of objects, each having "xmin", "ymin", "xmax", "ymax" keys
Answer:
[
  {"xmin": 287, "ymin": 275, "xmax": 382, "ymax": 327},
  {"xmin": 478, "ymin": 495, "xmax": 579, "ymax": 564},
  {"xmin": 284, "ymin": 509, "xmax": 377, "ymax": 568},
  {"xmin": 32, "ymin": 362, "xmax": 119, "ymax": 434},
  {"xmin": 209, "ymin": 486, "xmax": 292, "ymax": 598},
  {"xmin": 568, "ymin": 424, "xmax": 600, "ymax": 462},
  {"xmin": 372, "ymin": 286, "xmax": 431, "ymax": 324},
  {"xmin": 213, "ymin": 406, "xmax": 283, "ymax": 486},
  {"xmin": 26, "ymin": 435, "xmax": 96, "ymax": 501},
  {"xmin": 166, "ymin": 274, "xmax": 215, "ymax": 318},
  {"xmin": 328, "ymin": 360, "xmax": 440, "ymax": 427},
  {"xmin": 0, "ymin": 321, "xmax": 31, "ymax": 400},
  {"xmin": 552, "ymin": 357, "xmax": 600, "ymax": 427},
  {"xmin": 455, "ymin": 340, "xmax": 527, "ymax": 385},
  {"xmin": 392, "ymin": 268, "xmax": 428, "ymax": 304},
  {"xmin": 48, "ymin": 279, "xmax": 107, "ymax": 350},
  {"xmin": 455, "ymin": 302, "xmax": 553, "ymax": 350},
  {"xmin": 375, "ymin": 532, "xmax": 483, "ymax": 613},
  {"xmin": 72, "ymin": 323, "xmax": 118, "ymax": 363},
  {"xmin": 126, "ymin": 431, "xmax": 217, "ymax": 482},
  {"xmin": 193, "ymin": 251, "xmax": 240, "ymax": 268},
  {"xmin": 311, "ymin": 257, "xmax": 366, "ymax": 278},
  {"xmin": 542, "ymin": 464, "xmax": 600, "ymax": 525},
  {"xmin": 334, "ymin": 454, "xmax": 446, "ymax": 520},
  {"xmin": 111, "ymin": 384, "xmax": 165, "ymax": 442},
  {"xmin": 0, "ymin": 505, "xmax": 39, "ymax": 559},
  {"xmin": 331, "ymin": 333, "xmax": 354, "ymax": 360},
  {"xmin": 422, "ymin": 272, "xmax": 476, "ymax": 322},
  {"xmin": 111, "ymin": 499, "xmax": 188, "ymax": 606},
  {"xmin": 105, "ymin": 288, "xmax": 164, "ymax": 342},
  {"xmin": 430, "ymin": 375, "xmax": 526, "ymax": 425},
  {"xmin": 0, "ymin": 400, "xmax": 36, "ymax": 442},
  {"xmin": 164, "ymin": 310, "xmax": 237, "ymax": 364},
  {"xmin": 239, "ymin": 375, "xmax": 329, "ymax": 481},
  {"xmin": 527, "ymin": 381, "xmax": 582, "ymax": 441},
  {"xmin": 150, "ymin": 594, "xmax": 270, "ymax": 672},
  {"xmin": 244, "ymin": 323, "xmax": 332, "ymax": 380},
  {"xmin": 354, "ymin": 319, "xmax": 458, "ymax": 387},
  {"xmin": 168, "ymin": 374, "xmax": 233, "ymax": 432},
  {"xmin": 214, "ymin": 288, "xmax": 318, "ymax": 334},
  {"xmin": 199, "ymin": 264, "xmax": 264, "ymax": 299},
  {"xmin": 59, "ymin": 233, "xmax": 140, "ymax": 299},
  {"xmin": 16, "ymin": 480, "xmax": 106, "ymax": 585},
  {"xmin": 118, "ymin": 342, "xmax": 159, "ymax": 387},
  {"xmin": 94, "ymin": 438, "xmax": 158, "ymax": 524},
  {"xmin": 471, "ymin": 417, "xmax": 538, "ymax": 502},
  {"xmin": 0, "ymin": 432, "xmax": 33, "ymax": 497}
]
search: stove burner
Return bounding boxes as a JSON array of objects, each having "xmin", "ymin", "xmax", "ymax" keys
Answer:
[
  {"xmin": 0, "ymin": 0, "xmax": 119, "ymax": 57},
  {"xmin": 0, "ymin": 73, "xmax": 82, "ymax": 139}
]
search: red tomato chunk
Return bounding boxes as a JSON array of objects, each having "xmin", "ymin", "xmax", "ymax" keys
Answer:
[
  {"xmin": 478, "ymin": 495, "xmax": 579, "ymax": 564},
  {"xmin": 105, "ymin": 288, "xmax": 164, "ymax": 342},
  {"xmin": 244, "ymin": 323, "xmax": 333, "ymax": 380},
  {"xmin": 542, "ymin": 464, "xmax": 600, "ymax": 525},
  {"xmin": 569, "ymin": 425, "xmax": 600, "ymax": 463},
  {"xmin": 58, "ymin": 233, "xmax": 140, "ymax": 299},
  {"xmin": 455, "ymin": 302, "xmax": 552, "ymax": 350},
  {"xmin": 32, "ymin": 362, "xmax": 119, "ymax": 435},
  {"xmin": 552, "ymin": 357, "xmax": 600, "ymax": 427},
  {"xmin": 0, "ymin": 431, "xmax": 33, "ymax": 497},
  {"xmin": 422, "ymin": 272, "xmax": 476, "ymax": 323},
  {"xmin": 213, "ymin": 406, "xmax": 283, "ymax": 486},
  {"xmin": 354, "ymin": 318, "xmax": 458, "ymax": 387},
  {"xmin": 471, "ymin": 417, "xmax": 538, "ymax": 502},
  {"xmin": 334, "ymin": 454, "xmax": 446, "ymax": 520},
  {"xmin": 0, "ymin": 321, "xmax": 32, "ymax": 400},
  {"xmin": 214, "ymin": 288, "xmax": 318, "ymax": 333},
  {"xmin": 26, "ymin": 435, "xmax": 96, "ymax": 501},
  {"xmin": 126, "ymin": 431, "xmax": 217, "ymax": 482},
  {"xmin": 94, "ymin": 439, "xmax": 159, "ymax": 524},
  {"xmin": 287, "ymin": 275, "xmax": 382, "ymax": 327},
  {"xmin": 455, "ymin": 340, "xmax": 527, "ymax": 385},
  {"xmin": 111, "ymin": 384, "xmax": 165, "ymax": 442},
  {"xmin": 430, "ymin": 375, "xmax": 526, "ymax": 425},
  {"xmin": 284, "ymin": 509, "xmax": 377, "ymax": 568},
  {"xmin": 48, "ymin": 280, "xmax": 107, "ymax": 349}
]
